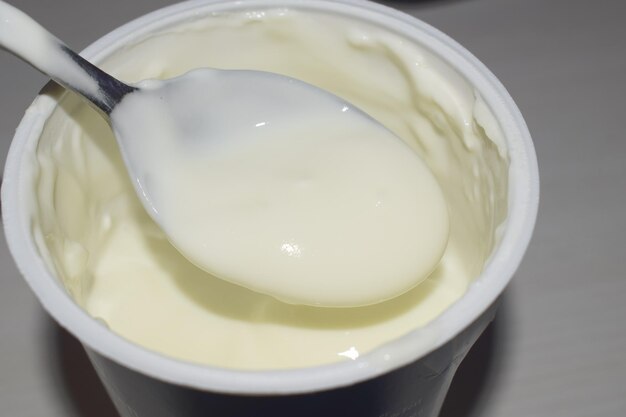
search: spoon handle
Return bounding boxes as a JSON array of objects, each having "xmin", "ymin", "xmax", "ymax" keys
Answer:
[{"xmin": 0, "ymin": 1, "xmax": 135, "ymax": 114}]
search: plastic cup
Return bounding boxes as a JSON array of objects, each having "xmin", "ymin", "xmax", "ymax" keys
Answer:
[{"xmin": 2, "ymin": 1, "xmax": 539, "ymax": 416}]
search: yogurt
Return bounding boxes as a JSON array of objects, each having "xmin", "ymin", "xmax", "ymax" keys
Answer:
[
  {"xmin": 30, "ymin": 9, "xmax": 509, "ymax": 369},
  {"xmin": 112, "ymin": 68, "xmax": 449, "ymax": 307}
]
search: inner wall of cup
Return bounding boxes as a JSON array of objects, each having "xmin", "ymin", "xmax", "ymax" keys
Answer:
[{"xmin": 27, "ymin": 5, "xmax": 509, "ymax": 369}]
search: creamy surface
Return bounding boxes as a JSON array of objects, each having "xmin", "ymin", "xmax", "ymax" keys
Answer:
[
  {"xmin": 31, "ymin": 9, "xmax": 509, "ymax": 369},
  {"xmin": 112, "ymin": 69, "xmax": 449, "ymax": 307}
]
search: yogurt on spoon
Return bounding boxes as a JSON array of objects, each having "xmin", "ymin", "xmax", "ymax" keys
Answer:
[{"xmin": 0, "ymin": 1, "xmax": 449, "ymax": 307}]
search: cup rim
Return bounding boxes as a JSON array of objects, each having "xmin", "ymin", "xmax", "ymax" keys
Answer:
[{"xmin": 2, "ymin": 0, "xmax": 539, "ymax": 395}]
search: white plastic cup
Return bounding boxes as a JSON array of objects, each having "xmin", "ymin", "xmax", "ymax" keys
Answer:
[{"xmin": 2, "ymin": 1, "xmax": 539, "ymax": 416}]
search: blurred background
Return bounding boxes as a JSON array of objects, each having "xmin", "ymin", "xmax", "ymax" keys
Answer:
[{"xmin": 1, "ymin": 0, "xmax": 625, "ymax": 416}]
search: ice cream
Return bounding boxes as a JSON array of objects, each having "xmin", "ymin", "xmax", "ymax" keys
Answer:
[{"xmin": 30, "ymin": 8, "xmax": 508, "ymax": 369}]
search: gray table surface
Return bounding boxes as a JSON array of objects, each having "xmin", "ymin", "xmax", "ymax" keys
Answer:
[{"xmin": 1, "ymin": 0, "xmax": 625, "ymax": 416}]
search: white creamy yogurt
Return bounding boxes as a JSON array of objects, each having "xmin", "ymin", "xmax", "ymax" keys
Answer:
[
  {"xmin": 31, "ymin": 9, "xmax": 509, "ymax": 369},
  {"xmin": 111, "ymin": 68, "xmax": 449, "ymax": 307}
]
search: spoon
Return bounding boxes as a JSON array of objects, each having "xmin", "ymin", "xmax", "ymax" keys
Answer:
[{"xmin": 0, "ymin": 1, "xmax": 450, "ymax": 307}]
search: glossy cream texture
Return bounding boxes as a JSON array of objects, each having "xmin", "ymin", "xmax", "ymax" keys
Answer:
[
  {"xmin": 31, "ymin": 9, "xmax": 509, "ymax": 369},
  {"xmin": 112, "ymin": 69, "xmax": 449, "ymax": 307}
]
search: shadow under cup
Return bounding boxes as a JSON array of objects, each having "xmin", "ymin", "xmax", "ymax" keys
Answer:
[{"xmin": 2, "ymin": 1, "xmax": 538, "ymax": 416}]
